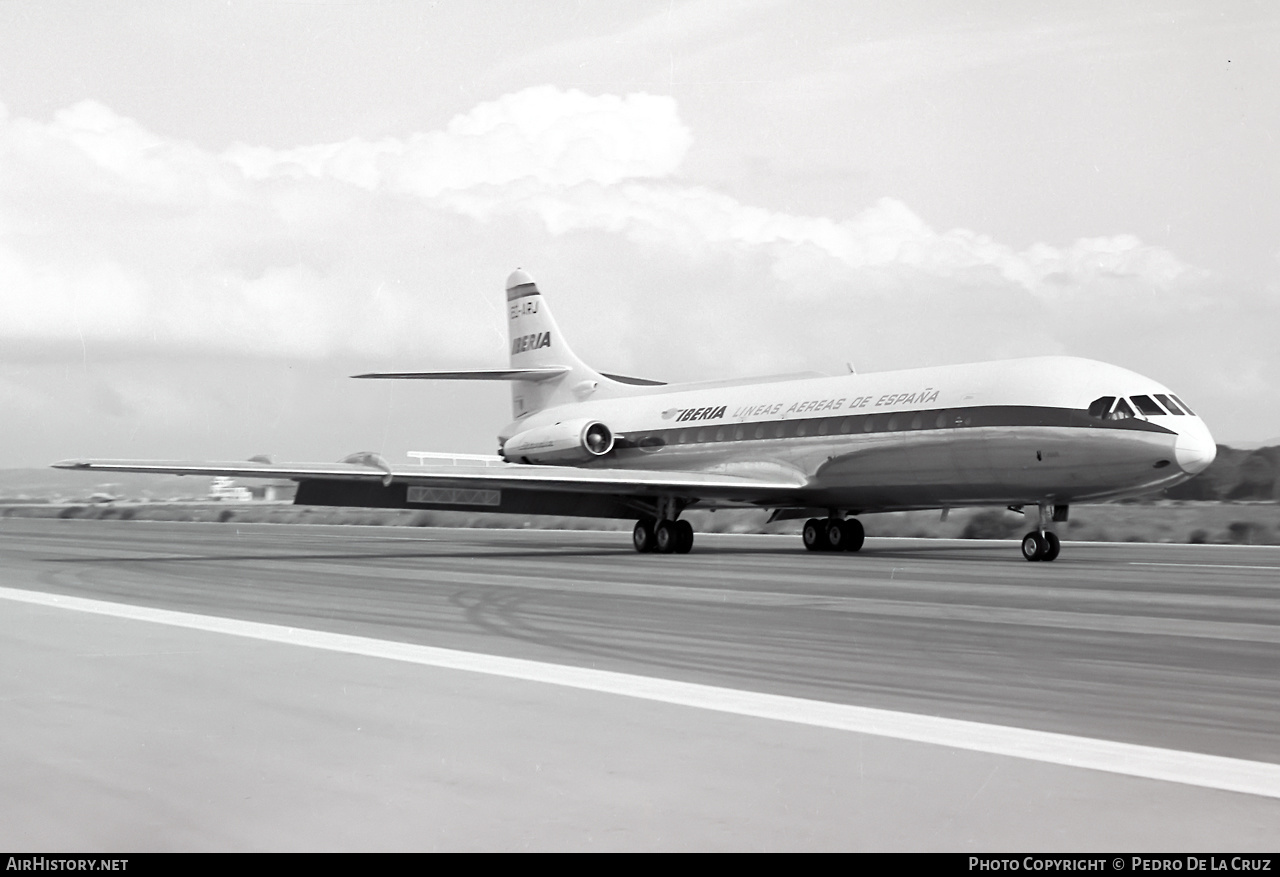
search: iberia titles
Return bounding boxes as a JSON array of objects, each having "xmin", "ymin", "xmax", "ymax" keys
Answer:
[
  {"xmin": 670, "ymin": 405, "xmax": 728, "ymax": 422},
  {"xmin": 511, "ymin": 331, "xmax": 552, "ymax": 354}
]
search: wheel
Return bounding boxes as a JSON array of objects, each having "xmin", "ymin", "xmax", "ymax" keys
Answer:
[
  {"xmin": 841, "ymin": 518, "xmax": 865, "ymax": 552},
  {"xmin": 674, "ymin": 520, "xmax": 694, "ymax": 554},
  {"xmin": 1021, "ymin": 531, "xmax": 1047, "ymax": 561},
  {"xmin": 655, "ymin": 520, "xmax": 679, "ymax": 554},
  {"xmin": 803, "ymin": 518, "xmax": 830, "ymax": 552},
  {"xmin": 1042, "ymin": 531, "xmax": 1061, "ymax": 562},
  {"xmin": 632, "ymin": 519, "xmax": 656, "ymax": 553},
  {"xmin": 826, "ymin": 520, "xmax": 846, "ymax": 550}
]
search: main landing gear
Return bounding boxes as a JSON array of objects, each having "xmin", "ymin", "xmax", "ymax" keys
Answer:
[
  {"xmin": 802, "ymin": 517, "xmax": 865, "ymax": 552},
  {"xmin": 633, "ymin": 518, "xmax": 694, "ymax": 554},
  {"xmin": 1021, "ymin": 502, "xmax": 1066, "ymax": 562}
]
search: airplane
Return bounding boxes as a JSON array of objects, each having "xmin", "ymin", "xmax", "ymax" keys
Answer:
[{"xmin": 54, "ymin": 269, "xmax": 1216, "ymax": 561}]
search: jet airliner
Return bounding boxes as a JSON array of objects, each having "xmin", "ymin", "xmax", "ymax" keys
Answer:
[{"xmin": 55, "ymin": 269, "xmax": 1216, "ymax": 561}]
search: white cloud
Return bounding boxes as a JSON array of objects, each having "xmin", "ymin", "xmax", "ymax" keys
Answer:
[
  {"xmin": 0, "ymin": 243, "xmax": 149, "ymax": 341},
  {"xmin": 0, "ymin": 86, "xmax": 1217, "ymax": 372},
  {"xmin": 225, "ymin": 86, "xmax": 690, "ymax": 194},
  {"xmin": 441, "ymin": 180, "xmax": 1198, "ymax": 299},
  {"xmin": 0, "ymin": 99, "xmax": 231, "ymax": 208}
]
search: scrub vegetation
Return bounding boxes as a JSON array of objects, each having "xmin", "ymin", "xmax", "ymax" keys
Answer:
[{"xmin": 6, "ymin": 499, "xmax": 1279, "ymax": 546}]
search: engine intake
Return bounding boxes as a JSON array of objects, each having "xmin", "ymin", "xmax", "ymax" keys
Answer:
[{"xmin": 502, "ymin": 419, "xmax": 615, "ymax": 464}]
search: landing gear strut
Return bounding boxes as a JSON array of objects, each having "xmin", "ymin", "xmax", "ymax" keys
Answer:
[{"xmin": 803, "ymin": 517, "xmax": 864, "ymax": 552}]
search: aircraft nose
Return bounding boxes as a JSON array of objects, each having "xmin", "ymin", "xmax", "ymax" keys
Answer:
[{"xmin": 1175, "ymin": 421, "xmax": 1217, "ymax": 475}]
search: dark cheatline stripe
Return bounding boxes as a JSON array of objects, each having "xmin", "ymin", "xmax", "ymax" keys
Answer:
[
  {"xmin": 614, "ymin": 405, "xmax": 1174, "ymax": 451},
  {"xmin": 506, "ymin": 282, "xmax": 540, "ymax": 301}
]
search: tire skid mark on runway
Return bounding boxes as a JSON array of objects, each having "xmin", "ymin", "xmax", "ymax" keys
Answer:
[
  {"xmin": 24, "ymin": 529, "xmax": 1280, "ymax": 615},
  {"xmin": 7, "ymin": 521, "xmax": 1280, "ymax": 763},
  {"xmin": 101, "ymin": 553, "xmax": 1277, "ymax": 645},
  {"xmin": 50, "ymin": 543, "xmax": 1280, "ymax": 620},
  {"xmin": 3, "ymin": 582, "xmax": 1280, "ymax": 801},
  {"xmin": 24, "ymin": 533, "xmax": 1280, "ymax": 644}
]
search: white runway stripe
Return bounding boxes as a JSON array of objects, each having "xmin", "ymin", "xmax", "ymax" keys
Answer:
[{"xmin": 5, "ymin": 584, "xmax": 1280, "ymax": 800}]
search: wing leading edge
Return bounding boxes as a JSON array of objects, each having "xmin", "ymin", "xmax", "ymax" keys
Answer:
[{"xmin": 51, "ymin": 458, "xmax": 807, "ymax": 503}]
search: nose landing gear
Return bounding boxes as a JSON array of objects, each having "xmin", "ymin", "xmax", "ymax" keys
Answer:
[
  {"xmin": 1022, "ymin": 502, "xmax": 1065, "ymax": 561},
  {"xmin": 1021, "ymin": 530, "xmax": 1061, "ymax": 562}
]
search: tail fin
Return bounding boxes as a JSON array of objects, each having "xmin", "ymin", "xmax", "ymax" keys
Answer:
[
  {"xmin": 353, "ymin": 269, "xmax": 663, "ymax": 419},
  {"xmin": 505, "ymin": 269, "xmax": 660, "ymax": 418}
]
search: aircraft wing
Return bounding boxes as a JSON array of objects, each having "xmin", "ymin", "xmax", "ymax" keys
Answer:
[{"xmin": 51, "ymin": 457, "xmax": 808, "ymax": 503}]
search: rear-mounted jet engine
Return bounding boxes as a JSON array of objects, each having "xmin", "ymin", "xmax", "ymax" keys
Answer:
[{"xmin": 502, "ymin": 419, "xmax": 615, "ymax": 464}]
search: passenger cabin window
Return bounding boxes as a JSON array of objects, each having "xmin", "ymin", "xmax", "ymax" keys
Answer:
[
  {"xmin": 1131, "ymin": 395, "xmax": 1165, "ymax": 416},
  {"xmin": 1088, "ymin": 396, "xmax": 1116, "ymax": 419},
  {"xmin": 1172, "ymin": 394, "xmax": 1196, "ymax": 415},
  {"xmin": 1154, "ymin": 394, "xmax": 1184, "ymax": 414}
]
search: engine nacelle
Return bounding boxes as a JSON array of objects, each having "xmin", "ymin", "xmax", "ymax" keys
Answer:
[{"xmin": 502, "ymin": 419, "xmax": 615, "ymax": 464}]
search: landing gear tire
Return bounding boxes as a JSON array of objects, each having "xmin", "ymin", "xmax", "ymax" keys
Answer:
[
  {"xmin": 1042, "ymin": 531, "xmax": 1061, "ymax": 562},
  {"xmin": 803, "ymin": 518, "xmax": 830, "ymax": 552},
  {"xmin": 826, "ymin": 520, "xmax": 846, "ymax": 550},
  {"xmin": 655, "ymin": 520, "xmax": 680, "ymax": 554},
  {"xmin": 1021, "ymin": 531, "xmax": 1047, "ymax": 562},
  {"xmin": 838, "ymin": 518, "xmax": 865, "ymax": 552},
  {"xmin": 633, "ymin": 519, "xmax": 656, "ymax": 553},
  {"xmin": 674, "ymin": 520, "xmax": 694, "ymax": 554}
]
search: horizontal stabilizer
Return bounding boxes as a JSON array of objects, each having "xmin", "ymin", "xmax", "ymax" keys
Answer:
[{"xmin": 351, "ymin": 367, "xmax": 569, "ymax": 382}]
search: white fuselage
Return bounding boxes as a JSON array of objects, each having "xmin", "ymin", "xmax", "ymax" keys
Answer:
[{"xmin": 498, "ymin": 355, "xmax": 1215, "ymax": 512}]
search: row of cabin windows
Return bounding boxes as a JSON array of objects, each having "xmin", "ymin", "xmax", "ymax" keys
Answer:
[
  {"xmin": 659, "ymin": 410, "xmax": 970, "ymax": 445},
  {"xmin": 1087, "ymin": 393, "xmax": 1195, "ymax": 420}
]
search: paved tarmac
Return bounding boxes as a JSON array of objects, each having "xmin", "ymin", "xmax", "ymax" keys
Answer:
[{"xmin": 2, "ymin": 518, "xmax": 1278, "ymax": 850}]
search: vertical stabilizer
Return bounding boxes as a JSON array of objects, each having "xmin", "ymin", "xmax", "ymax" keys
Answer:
[
  {"xmin": 352, "ymin": 269, "xmax": 661, "ymax": 417},
  {"xmin": 506, "ymin": 269, "xmax": 617, "ymax": 419}
]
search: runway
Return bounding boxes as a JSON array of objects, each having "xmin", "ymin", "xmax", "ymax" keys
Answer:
[{"xmin": 2, "ymin": 518, "xmax": 1279, "ymax": 850}]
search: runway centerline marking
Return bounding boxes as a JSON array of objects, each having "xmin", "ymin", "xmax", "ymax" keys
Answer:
[
  {"xmin": 4, "ymin": 584, "xmax": 1280, "ymax": 800},
  {"xmin": 1130, "ymin": 562, "xmax": 1280, "ymax": 571}
]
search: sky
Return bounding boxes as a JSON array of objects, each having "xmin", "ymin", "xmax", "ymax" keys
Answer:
[{"xmin": 1, "ymin": 0, "xmax": 1278, "ymax": 468}]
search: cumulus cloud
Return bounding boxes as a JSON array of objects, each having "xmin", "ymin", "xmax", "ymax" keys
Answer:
[
  {"xmin": 225, "ymin": 86, "xmax": 690, "ymax": 194},
  {"xmin": 442, "ymin": 181, "xmax": 1200, "ymax": 298},
  {"xmin": 0, "ymin": 99, "xmax": 232, "ymax": 208},
  {"xmin": 0, "ymin": 86, "xmax": 1212, "ymax": 370}
]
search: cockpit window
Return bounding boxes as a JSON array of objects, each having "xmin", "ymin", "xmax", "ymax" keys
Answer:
[
  {"xmin": 1109, "ymin": 398, "xmax": 1135, "ymax": 420},
  {"xmin": 1154, "ymin": 393, "xmax": 1184, "ymax": 415},
  {"xmin": 1131, "ymin": 395, "xmax": 1165, "ymax": 416},
  {"xmin": 1088, "ymin": 396, "xmax": 1116, "ymax": 419},
  {"xmin": 1171, "ymin": 394, "xmax": 1196, "ymax": 416}
]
